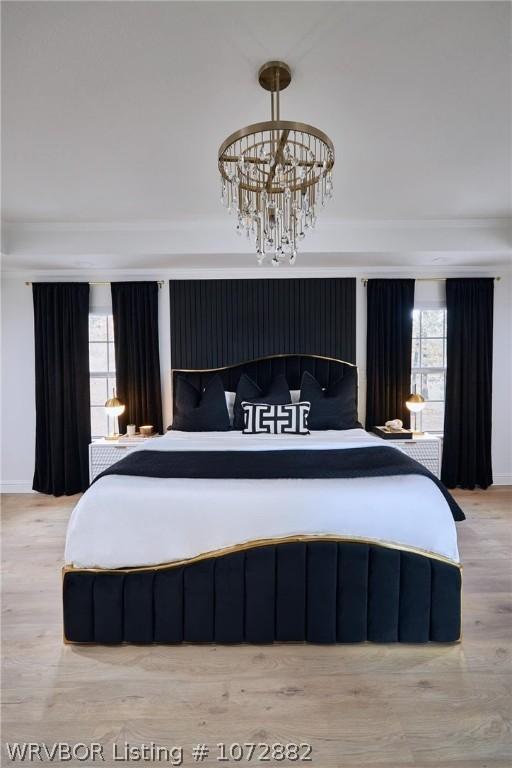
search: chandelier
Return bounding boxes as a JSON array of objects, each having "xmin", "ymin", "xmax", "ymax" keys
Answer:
[{"xmin": 218, "ymin": 61, "xmax": 334, "ymax": 265}]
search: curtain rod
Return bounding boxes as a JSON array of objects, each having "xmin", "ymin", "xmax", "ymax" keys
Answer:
[
  {"xmin": 25, "ymin": 280, "xmax": 165, "ymax": 287},
  {"xmin": 361, "ymin": 276, "xmax": 501, "ymax": 285},
  {"xmin": 23, "ymin": 278, "xmax": 501, "ymax": 287}
]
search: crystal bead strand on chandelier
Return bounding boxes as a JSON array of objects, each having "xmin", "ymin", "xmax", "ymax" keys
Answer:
[{"xmin": 218, "ymin": 61, "xmax": 334, "ymax": 266}]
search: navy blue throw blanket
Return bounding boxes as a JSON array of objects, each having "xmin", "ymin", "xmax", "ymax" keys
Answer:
[{"xmin": 95, "ymin": 446, "xmax": 464, "ymax": 522}]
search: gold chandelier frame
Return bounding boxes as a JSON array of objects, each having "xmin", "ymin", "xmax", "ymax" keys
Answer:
[{"xmin": 218, "ymin": 120, "xmax": 335, "ymax": 194}]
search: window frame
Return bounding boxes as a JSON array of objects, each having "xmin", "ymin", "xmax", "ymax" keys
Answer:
[
  {"xmin": 89, "ymin": 312, "xmax": 117, "ymax": 439},
  {"xmin": 411, "ymin": 305, "xmax": 447, "ymax": 435}
]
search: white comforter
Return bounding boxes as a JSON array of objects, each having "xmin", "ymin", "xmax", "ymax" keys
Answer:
[{"xmin": 65, "ymin": 429, "xmax": 460, "ymax": 568}]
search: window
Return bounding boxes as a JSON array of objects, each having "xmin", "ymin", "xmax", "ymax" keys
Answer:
[
  {"xmin": 89, "ymin": 314, "xmax": 116, "ymax": 438},
  {"xmin": 411, "ymin": 308, "xmax": 446, "ymax": 433}
]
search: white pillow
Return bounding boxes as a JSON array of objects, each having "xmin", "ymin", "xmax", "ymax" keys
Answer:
[{"xmin": 225, "ymin": 391, "xmax": 236, "ymax": 424}]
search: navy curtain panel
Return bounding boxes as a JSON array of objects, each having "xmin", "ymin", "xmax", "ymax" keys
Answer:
[
  {"xmin": 111, "ymin": 282, "xmax": 163, "ymax": 435},
  {"xmin": 32, "ymin": 283, "xmax": 91, "ymax": 495},
  {"xmin": 441, "ymin": 278, "xmax": 494, "ymax": 489},
  {"xmin": 365, "ymin": 279, "xmax": 415, "ymax": 430},
  {"xmin": 169, "ymin": 278, "xmax": 356, "ymax": 369}
]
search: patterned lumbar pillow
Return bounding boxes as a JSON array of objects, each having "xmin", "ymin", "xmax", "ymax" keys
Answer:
[{"xmin": 241, "ymin": 401, "xmax": 310, "ymax": 435}]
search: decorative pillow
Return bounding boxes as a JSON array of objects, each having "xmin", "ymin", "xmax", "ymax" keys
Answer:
[
  {"xmin": 172, "ymin": 375, "xmax": 231, "ymax": 432},
  {"xmin": 299, "ymin": 369, "xmax": 359, "ymax": 430},
  {"xmin": 233, "ymin": 373, "xmax": 291, "ymax": 430},
  {"xmin": 241, "ymin": 401, "xmax": 310, "ymax": 435},
  {"xmin": 290, "ymin": 389, "xmax": 301, "ymax": 404}
]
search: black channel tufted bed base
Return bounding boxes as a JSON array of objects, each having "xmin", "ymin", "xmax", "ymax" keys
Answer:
[{"xmin": 63, "ymin": 540, "xmax": 461, "ymax": 645}]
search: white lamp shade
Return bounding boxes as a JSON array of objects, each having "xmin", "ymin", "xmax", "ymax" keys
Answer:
[
  {"xmin": 105, "ymin": 403, "xmax": 125, "ymax": 418},
  {"xmin": 406, "ymin": 393, "xmax": 426, "ymax": 413},
  {"xmin": 104, "ymin": 390, "xmax": 125, "ymax": 419}
]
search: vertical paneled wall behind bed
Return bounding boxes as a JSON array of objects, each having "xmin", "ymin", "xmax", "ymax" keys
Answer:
[{"xmin": 169, "ymin": 278, "xmax": 356, "ymax": 370}]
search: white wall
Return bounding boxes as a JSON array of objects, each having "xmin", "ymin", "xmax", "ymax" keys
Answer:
[
  {"xmin": 491, "ymin": 275, "xmax": 512, "ymax": 484},
  {"xmin": 1, "ymin": 269, "xmax": 510, "ymax": 491},
  {"xmin": 1, "ymin": 279, "xmax": 36, "ymax": 491}
]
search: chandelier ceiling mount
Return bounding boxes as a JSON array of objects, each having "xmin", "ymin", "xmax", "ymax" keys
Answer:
[{"xmin": 257, "ymin": 60, "xmax": 292, "ymax": 97}]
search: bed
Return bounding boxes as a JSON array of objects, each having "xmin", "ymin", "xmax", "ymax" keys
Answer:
[{"xmin": 63, "ymin": 354, "xmax": 462, "ymax": 644}]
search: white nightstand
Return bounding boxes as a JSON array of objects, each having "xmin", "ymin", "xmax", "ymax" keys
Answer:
[
  {"xmin": 89, "ymin": 438, "xmax": 143, "ymax": 483},
  {"xmin": 392, "ymin": 434, "xmax": 442, "ymax": 478}
]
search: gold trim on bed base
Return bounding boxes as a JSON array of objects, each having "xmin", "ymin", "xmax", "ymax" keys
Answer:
[{"xmin": 62, "ymin": 534, "xmax": 461, "ymax": 577}]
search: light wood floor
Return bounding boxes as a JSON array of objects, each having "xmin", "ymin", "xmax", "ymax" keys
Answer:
[{"xmin": 2, "ymin": 489, "xmax": 511, "ymax": 767}]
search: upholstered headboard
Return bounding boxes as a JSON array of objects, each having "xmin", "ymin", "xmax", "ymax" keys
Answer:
[{"xmin": 172, "ymin": 353, "xmax": 357, "ymax": 410}]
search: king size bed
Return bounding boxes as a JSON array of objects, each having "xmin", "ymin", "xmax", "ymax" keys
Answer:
[{"xmin": 63, "ymin": 354, "xmax": 463, "ymax": 645}]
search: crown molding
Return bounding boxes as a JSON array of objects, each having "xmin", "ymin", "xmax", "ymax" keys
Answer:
[
  {"xmin": 3, "ymin": 264, "xmax": 509, "ymax": 281},
  {"xmin": 2, "ymin": 217, "xmax": 510, "ymax": 267},
  {"xmin": 3, "ymin": 217, "xmax": 509, "ymax": 232}
]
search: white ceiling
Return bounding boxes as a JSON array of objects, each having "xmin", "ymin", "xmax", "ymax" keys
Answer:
[{"xmin": 2, "ymin": 1, "xmax": 511, "ymax": 270}]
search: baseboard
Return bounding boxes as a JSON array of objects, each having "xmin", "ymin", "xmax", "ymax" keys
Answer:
[
  {"xmin": 0, "ymin": 483, "xmax": 35, "ymax": 494},
  {"xmin": 2, "ymin": 477, "xmax": 510, "ymax": 493},
  {"xmin": 493, "ymin": 474, "xmax": 512, "ymax": 486}
]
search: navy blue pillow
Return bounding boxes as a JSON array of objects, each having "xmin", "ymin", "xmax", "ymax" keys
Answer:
[
  {"xmin": 233, "ymin": 373, "xmax": 291, "ymax": 430},
  {"xmin": 299, "ymin": 369, "xmax": 359, "ymax": 430},
  {"xmin": 171, "ymin": 375, "xmax": 230, "ymax": 432}
]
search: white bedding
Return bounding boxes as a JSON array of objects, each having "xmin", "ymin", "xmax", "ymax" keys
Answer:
[{"xmin": 65, "ymin": 429, "xmax": 460, "ymax": 568}]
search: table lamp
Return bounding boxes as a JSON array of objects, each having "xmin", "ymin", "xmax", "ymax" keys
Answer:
[
  {"xmin": 406, "ymin": 392, "xmax": 426, "ymax": 435},
  {"xmin": 104, "ymin": 389, "xmax": 125, "ymax": 440}
]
